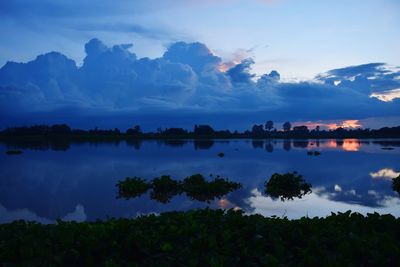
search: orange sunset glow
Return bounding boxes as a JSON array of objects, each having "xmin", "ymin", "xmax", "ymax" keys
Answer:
[
  {"xmin": 318, "ymin": 139, "xmax": 361, "ymax": 151},
  {"xmin": 342, "ymin": 139, "xmax": 361, "ymax": 151},
  {"xmin": 300, "ymin": 120, "xmax": 362, "ymax": 130}
]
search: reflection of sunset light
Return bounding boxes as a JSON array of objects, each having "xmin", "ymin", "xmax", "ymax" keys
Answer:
[
  {"xmin": 342, "ymin": 139, "xmax": 361, "ymax": 151},
  {"xmin": 327, "ymin": 140, "xmax": 337, "ymax": 148},
  {"xmin": 218, "ymin": 198, "xmax": 241, "ymax": 210},
  {"xmin": 370, "ymin": 168, "xmax": 400, "ymax": 180},
  {"xmin": 317, "ymin": 139, "xmax": 337, "ymax": 149},
  {"xmin": 218, "ymin": 198, "xmax": 231, "ymax": 208}
]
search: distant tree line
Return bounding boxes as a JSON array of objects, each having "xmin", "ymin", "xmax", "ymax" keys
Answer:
[{"xmin": 1, "ymin": 122, "xmax": 400, "ymax": 139}]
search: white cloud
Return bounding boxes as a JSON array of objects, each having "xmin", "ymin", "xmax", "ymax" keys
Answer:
[
  {"xmin": 370, "ymin": 168, "xmax": 400, "ymax": 180},
  {"xmin": 370, "ymin": 88, "xmax": 400, "ymax": 102},
  {"xmin": 247, "ymin": 188, "xmax": 400, "ymax": 219},
  {"xmin": 334, "ymin": 184, "xmax": 342, "ymax": 192}
]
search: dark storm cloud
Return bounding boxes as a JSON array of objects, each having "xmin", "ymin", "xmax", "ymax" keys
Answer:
[{"xmin": 0, "ymin": 38, "xmax": 399, "ymax": 128}]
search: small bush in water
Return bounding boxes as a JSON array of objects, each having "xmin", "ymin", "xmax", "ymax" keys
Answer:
[
  {"xmin": 116, "ymin": 177, "xmax": 150, "ymax": 199},
  {"xmin": 265, "ymin": 172, "xmax": 312, "ymax": 201}
]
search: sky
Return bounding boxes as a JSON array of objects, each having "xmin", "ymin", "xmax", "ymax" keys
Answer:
[{"xmin": 0, "ymin": 0, "xmax": 399, "ymax": 130}]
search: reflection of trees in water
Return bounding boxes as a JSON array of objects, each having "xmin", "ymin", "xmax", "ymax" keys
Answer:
[
  {"xmin": 194, "ymin": 140, "xmax": 214, "ymax": 150},
  {"xmin": 293, "ymin": 141, "xmax": 309, "ymax": 148},
  {"xmin": 125, "ymin": 140, "xmax": 141, "ymax": 150},
  {"xmin": 265, "ymin": 142, "xmax": 273, "ymax": 153},
  {"xmin": 3, "ymin": 140, "xmax": 71, "ymax": 151},
  {"xmin": 373, "ymin": 141, "xmax": 400, "ymax": 147},
  {"xmin": 283, "ymin": 140, "xmax": 291, "ymax": 151},
  {"xmin": 252, "ymin": 140, "xmax": 264, "ymax": 149},
  {"xmin": 162, "ymin": 140, "xmax": 188, "ymax": 147}
]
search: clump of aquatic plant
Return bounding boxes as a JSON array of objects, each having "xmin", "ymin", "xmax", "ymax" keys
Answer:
[
  {"xmin": 150, "ymin": 175, "xmax": 181, "ymax": 203},
  {"xmin": 393, "ymin": 175, "xmax": 400, "ymax": 194},
  {"xmin": 264, "ymin": 172, "xmax": 312, "ymax": 201},
  {"xmin": 382, "ymin": 147, "xmax": 394, "ymax": 150},
  {"xmin": 5, "ymin": 149, "xmax": 23, "ymax": 155},
  {"xmin": 117, "ymin": 174, "xmax": 242, "ymax": 203},
  {"xmin": 183, "ymin": 174, "xmax": 241, "ymax": 202},
  {"xmin": 116, "ymin": 177, "xmax": 150, "ymax": 199}
]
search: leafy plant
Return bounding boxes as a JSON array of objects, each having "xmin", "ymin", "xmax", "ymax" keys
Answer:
[
  {"xmin": 264, "ymin": 172, "xmax": 312, "ymax": 201},
  {"xmin": 116, "ymin": 177, "xmax": 150, "ymax": 199}
]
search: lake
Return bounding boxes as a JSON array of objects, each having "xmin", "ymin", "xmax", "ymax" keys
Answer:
[{"xmin": 0, "ymin": 138, "xmax": 399, "ymax": 223}]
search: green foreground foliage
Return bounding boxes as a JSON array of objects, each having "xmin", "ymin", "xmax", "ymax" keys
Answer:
[{"xmin": 1, "ymin": 209, "xmax": 399, "ymax": 267}]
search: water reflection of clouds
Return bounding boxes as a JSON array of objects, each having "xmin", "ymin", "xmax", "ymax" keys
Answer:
[
  {"xmin": 370, "ymin": 168, "xmax": 400, "ymax": 180},
  {"xmin": 1, "ymin": 139, "xmax": 399, "ymax": 222},
  {"xmin": 247, "ymin": 188, "xmax": 400, "ymax": 219},
  {"xmin": 0, "ymin": 204, "xmax": 87, "ymax": 224}
]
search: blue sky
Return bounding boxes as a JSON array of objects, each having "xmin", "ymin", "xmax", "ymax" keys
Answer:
[
  {"xmin": 0, "ymin": 0, "xmax": 399, "ymax": 130},
  {"xmin": 1, "ymin": 0, "xmax": 399, "ymax": 80}
]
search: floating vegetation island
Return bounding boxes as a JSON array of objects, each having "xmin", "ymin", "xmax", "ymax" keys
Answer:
[
  {"xmin": 307, "ymin": 151, "xmax": 321, "ymax": 156},
  {"xmin": 5, "ymin": 149, "xmax": 23, "ymax": 155},
  {"xmin": 117, "ymin": 174, "xmax": 242, "ymax": 203},
  {"xmin": 264, "ymin": 172, "xmax": 312, "ymax": 201}
]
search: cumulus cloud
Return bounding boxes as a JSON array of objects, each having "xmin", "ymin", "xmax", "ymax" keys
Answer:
[
  {"xmin": 0, "ymin": 38, "xmax": 399, "ymax": 128},
  {"xmin": 317, "ymin": 63, "xmax": 400, "ymax": 98},
  {"xmin": 370, "ymin": 168, "xmax": 400, "ymax": 180}
]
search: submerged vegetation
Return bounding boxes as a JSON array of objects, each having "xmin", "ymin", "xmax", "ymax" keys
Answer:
[
  {"xmin": 265, "ymin": 172, "xmax": 312, "ymax": 201},
  {"xmin": 1, "ymin": 209, "xmax": 399, "ymax": 266},
  {"xmin": 5, "ymin": 149, "xmax": 23, "ymax": 155},
  {"xmin": 116, "ymin": 174, "xmax": 242, "ymax": 203}
]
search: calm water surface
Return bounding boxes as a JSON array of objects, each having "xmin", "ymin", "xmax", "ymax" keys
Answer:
[{"xmin": 0, "ymin": 139, "xmax": 399, "ymax": 223}]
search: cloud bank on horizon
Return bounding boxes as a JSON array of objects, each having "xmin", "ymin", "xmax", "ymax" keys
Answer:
[{"xmin": 0, "ymin": 38, "xmax": 399, "ymax": 129}]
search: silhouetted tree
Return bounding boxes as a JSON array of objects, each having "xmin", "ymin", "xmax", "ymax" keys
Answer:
[
  {"xmin": 265, "ymin": 120, "xmax": 274, "ymax": 131},
  {"xmin": 283, "ymin": 122, "xmax": 291, "ymax": 132},
  {"xmin": 293, "ymin": 125, "xmax": 309, "ymax": 134},
  {"xmin": 126, "ymin": 125, "xmax": 142, "ymax": 135},
  {"xmin": 163, "ymin": 128, "xmax": 187, "ymax": 135},
  {"xmin": 252, "ymin": 124, "xmax": 264, "ymax": 135},
  {"xmin": 194, "ymin": 125, "xmax": 214, "ymax": 135}
]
